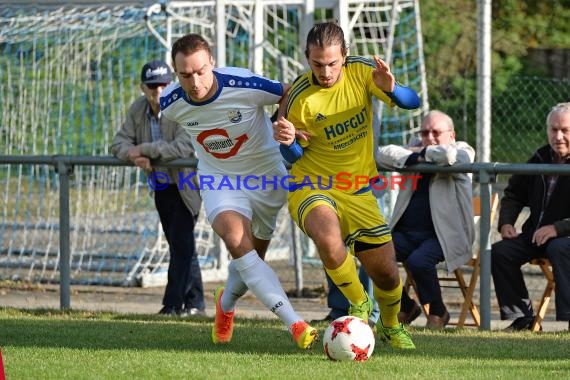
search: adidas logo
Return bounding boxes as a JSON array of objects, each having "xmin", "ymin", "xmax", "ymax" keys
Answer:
[{"xmin": 315, "ymin": 113, "xmax": 327, "ymax": 122}]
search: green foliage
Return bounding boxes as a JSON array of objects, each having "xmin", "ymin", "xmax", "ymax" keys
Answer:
[
  {"xmin": 420, "ymin": 1, "xmax": 477, "ymax": 81},
  {"xmin": 489, "ymin": 75, "xmax": 569, "ymax": 162},
  {"xmin": 429, "ymin": 75, "xmax": 570, "ymax": 163},
  {"xmin": 420, "ymin": 0, "xmax": 570, "ymax": 163},
  {"xmin": 421, "ymin": 0, "xmax": 570, "ymax": 81}
]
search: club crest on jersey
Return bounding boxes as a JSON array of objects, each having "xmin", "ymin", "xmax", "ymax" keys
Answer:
[{"xmin": 228, "ymin": 110, "xmax": 242, "ymax": 123}]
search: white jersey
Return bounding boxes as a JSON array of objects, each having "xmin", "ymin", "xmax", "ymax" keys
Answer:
[{"xmin": 160, "ymin": 67, "xmax": 284, "ymax": 176}]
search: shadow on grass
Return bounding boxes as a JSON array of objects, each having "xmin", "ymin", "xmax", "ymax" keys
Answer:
[{"xmin": 1, "ymin": 308, "xmax": 569, "ymax": 360}]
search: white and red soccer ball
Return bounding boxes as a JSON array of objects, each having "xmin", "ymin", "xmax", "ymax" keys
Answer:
[{"xmin": 322, "ymin": 315, "xmax": 375, "ymax": 362}]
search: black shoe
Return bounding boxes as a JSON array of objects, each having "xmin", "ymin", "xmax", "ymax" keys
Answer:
[
  {"xmin": 398, "ymin": 302, "xmax": 421, "ymax": 325},
  {"xmin": 503, "ymin": 316, "xmax": 535, "ymax": 331},
  {"xmin": 158, "ymin": 306, "xmax": 181, "ymax": 316}
]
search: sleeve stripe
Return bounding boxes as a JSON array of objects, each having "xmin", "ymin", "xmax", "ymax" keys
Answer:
[
  {"xmin": 285, "ymin": 76, "xmax": 310, "ymax": 116},
  {"xmin": 160, "ymin": 86, "xmax": 185, "ymax": 111},
  {"xmin": 346, "ymin": 56, "xmax": 375, "ymax": 67}
]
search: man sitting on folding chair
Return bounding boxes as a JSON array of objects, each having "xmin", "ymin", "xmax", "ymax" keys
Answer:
[
  {"xmin": 492, "ymin": 102, "xmax": 570, "ymax": 332},
  {"xmin": 377, "ymin": 110, "xmax": 475, "ymax": 329}
]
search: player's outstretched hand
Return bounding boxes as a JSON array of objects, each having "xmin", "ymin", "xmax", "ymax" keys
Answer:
[{"xmin": 372, "ymin": 56, "xmax": 395, "ymax": 93}]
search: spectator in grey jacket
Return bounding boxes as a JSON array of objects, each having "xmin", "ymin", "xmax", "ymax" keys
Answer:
[
  {"xmin": 492, "ymin": 102, "xmax": 570, "ymax": 331},
  {"xmin": 112, "ymin": 60, "xmax": 204, "ymax": 317},
  {"xmin": 377, "ymin": 110, "xmax": 475, "ymax": 329}
]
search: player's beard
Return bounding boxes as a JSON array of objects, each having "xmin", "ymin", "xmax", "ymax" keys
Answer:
[
  {"xmin": 186, "ymin": 85, "xmax": 206, "ymax": 100},
  {"xmin": 318, "ymin": 72, "xmax": 341, "ymax": 88},
  {"xmin": 319, "ymin": 77, "xmax": 334, "ymax": 87},
  {"xmin": 186, "ymin": 77, "xmax": 216, "ymax": 101}
]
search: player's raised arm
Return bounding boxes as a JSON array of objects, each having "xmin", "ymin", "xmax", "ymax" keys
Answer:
[
  {"xmin": 373, "ymin": 55, "xmax": 420, "ymax": 109},
  {"xmin": 372, "ymin": 56, "xmax": 395, "ymax": 92}
]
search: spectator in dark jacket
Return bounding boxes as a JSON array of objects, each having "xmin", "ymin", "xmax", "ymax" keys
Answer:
[{"xmin": 492, "ymin": 102, "xmax": 570, "ymax": 331}]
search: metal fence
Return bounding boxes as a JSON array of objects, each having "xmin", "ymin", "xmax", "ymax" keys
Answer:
[
  {"xmin": 2, "ymin": 155, "xmax": 568, "ymax": 330},
  {"xmin": 426, "ymin": 76, "xmax": 570, "ymax": 163}
]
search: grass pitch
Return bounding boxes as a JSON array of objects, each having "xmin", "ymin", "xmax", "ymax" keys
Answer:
[{"xmin": 1, "ymin": 308, "xmax": 568, "ymax": 379}]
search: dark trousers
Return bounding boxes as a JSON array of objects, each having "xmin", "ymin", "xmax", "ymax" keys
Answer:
[
  {"xmin": 491, "ymin": 236, "xmax": 570, "ymax": 321},
  {"xmin": 155, "ymin": 185, "xmax": 205, "ymax": 310},
  {"xmin": 392, "ymin": 230, "xmax": 445, "ymax": 306}
]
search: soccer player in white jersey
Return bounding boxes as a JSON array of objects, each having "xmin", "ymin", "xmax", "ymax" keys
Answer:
[{"xmin": 160, "ymin": 33, "xmax": 318, "ymax": 349}]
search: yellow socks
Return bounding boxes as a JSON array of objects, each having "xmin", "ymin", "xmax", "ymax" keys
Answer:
[
  {"xmin": 374, "ymin": 278, "xmax": 403, "ymax": 328},
  {"xmin": 325, "ymin": 254, "xmax": 367, "ymax": 305}
]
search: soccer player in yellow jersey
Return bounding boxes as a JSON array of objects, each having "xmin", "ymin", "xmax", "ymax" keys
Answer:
[{"xmin": 273, "ymin": 21, "xmax": 420, "ymax": 349}]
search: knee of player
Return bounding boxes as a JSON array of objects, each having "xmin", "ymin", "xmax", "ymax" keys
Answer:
[
  {"xmin": 219, "ymin": 233, "xmax": 252, "ymax": 254},
  {"xmin": 371, "ymin": 273, "xmax": 401, "ymax": 291},
  {"xmin": 314, "ymin": 240, "xmax": 345, "ymax": 262}
]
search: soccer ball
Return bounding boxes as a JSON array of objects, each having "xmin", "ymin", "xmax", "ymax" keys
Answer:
[{"xmin": 323, "ymin": 315, "xmax": 375, "ymax": 362}]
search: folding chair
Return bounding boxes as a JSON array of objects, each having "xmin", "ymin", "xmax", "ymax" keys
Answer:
[
  {"xmin": 403, "ymin": 193, "xmax": 499, "ymax": 327},
  {"xmin": 529, "ymin": 258, "xmax": 555, "ymax": 332}
]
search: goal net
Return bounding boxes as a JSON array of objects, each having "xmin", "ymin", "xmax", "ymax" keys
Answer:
[{"xmin": 0, "ymin": 1, "xmax": 426, "ymax": 287}]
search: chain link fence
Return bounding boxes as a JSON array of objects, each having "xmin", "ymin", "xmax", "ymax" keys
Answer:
[
  {"xmin": 427, "ymin": 75, "xmax": 570, "ymax": 165},
  {"xmin": 1, "ymin": 3, "xmax": 565, "ymax": 322}
]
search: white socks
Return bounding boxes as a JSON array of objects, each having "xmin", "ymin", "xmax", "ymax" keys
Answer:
[
  {"xmin": 220, "ymin": 259, "xmax": 249, "ymax": 312},
  {"xmin": 229, "ymin": 249, "xmax": 302, "ymax": 328}
]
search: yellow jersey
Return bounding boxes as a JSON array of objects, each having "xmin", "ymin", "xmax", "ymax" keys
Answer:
[{"xmin": 285, "ymin": 56, "xmax": 394, "ymax": 193}]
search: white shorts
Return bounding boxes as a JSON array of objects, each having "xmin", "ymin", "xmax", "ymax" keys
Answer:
[{"xmin": 200, "ymin": 164, "xmax": 288, "ymax": 240}]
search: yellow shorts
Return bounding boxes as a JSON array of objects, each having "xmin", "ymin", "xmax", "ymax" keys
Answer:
[{"xmin": 288, "ymin": 187, "xmax": 392, "ymax": 254}]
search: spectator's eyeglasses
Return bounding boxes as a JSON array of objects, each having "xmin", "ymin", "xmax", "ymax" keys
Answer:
[
  {"xmin": 146, "ymin": 83, "xmax": 168, "ymax": 89},
  {"xmin": 420, "ymin": 129, "xmax": 451, "ymax": 137}
]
